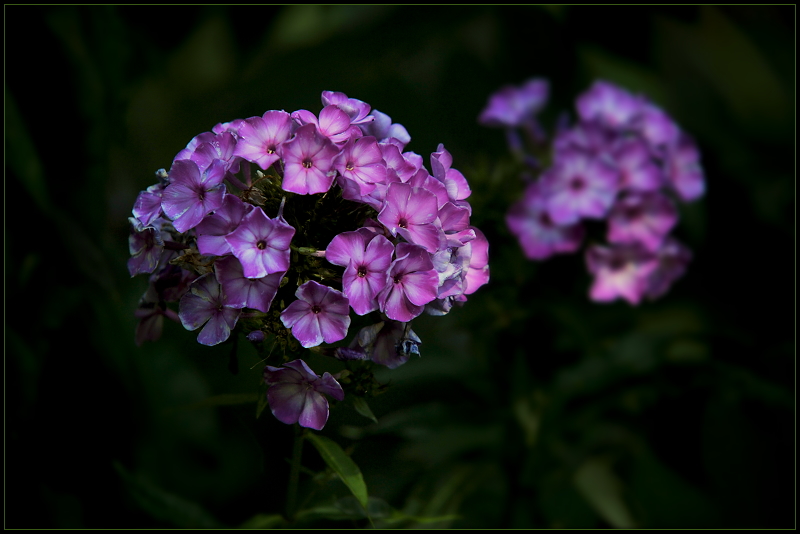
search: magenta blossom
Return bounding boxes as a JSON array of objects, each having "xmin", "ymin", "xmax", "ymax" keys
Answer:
[
  {"xmin": 325, "ymin": 230, "xmax": 394, "ymax": 315},
  {"xmin": 281, "ymin": 124, "xmax": 340, "ymax": 195},
  {"xmin": 543, "ymin": 148, "xmax": 619, "ymax": 225},
  {"xmin": 225, "ymin": 206, "xmax": 295, "ymax": 279},
  {"xmin": 233, "ymin": 110, "xmax": 294, "ymax": 170},
  {"xmin": 378, "ymin": 182, "xmax": 442, "ymax": 253},
  {"xmin": 585, "ymin": 244, "xmax": 658, "ymax": 305},
  {"xmin": 505, "ymin": 181, "xmax": 584, "ymax": 260},
  {"xmin": 263, "ymin": 359, "xmax": 344, "ymax": 430},
  {"xmin": 178, "ymin": 273, "xmax": 241, "ymax": 346},
  {"xmin": 280, "ymin": 281, "xmax": 351, "ymax": 348},
  {"xmin": 479, "ymin": 77, "xmax": 549, "ymax": 128},
  {"xmin": 377, "ymin": 243, "xmax": 439, "ymax": 322},
  {"xmin": 161, "ymin": 159, "xmax": 227, "ymax": 233},
  {"xmin": 334, "ymin": 136, "xmax": 387, "ymax": 196}
]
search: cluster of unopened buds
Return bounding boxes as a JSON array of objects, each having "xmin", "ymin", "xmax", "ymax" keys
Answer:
[
  {"xmin": 128, "ymin": 91, "xmax": 489, "ymax": 429},
  {"xmin": 480, "ymin": 79, "xmax": 704, "ymax": 305}
]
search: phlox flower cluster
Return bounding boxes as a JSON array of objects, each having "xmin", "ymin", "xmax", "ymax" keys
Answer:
[
  {"xmin": 128, "ymin": 90, "xmax": 489, "ymax": 429},
  {"xmin": 480, "ymin": 79, "xmax": 703, "ymax": 305}
]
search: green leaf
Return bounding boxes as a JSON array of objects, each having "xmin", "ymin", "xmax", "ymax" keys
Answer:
[
  {"xmin": 351, "ymin": 396, "xmax": 378, "ymax": 423},
  {"xmin": 306, "ymin": 433, "xmax": 369, "ymax": 511},
  {"xmin": 573, "ymin": 457, "xmax": 637, "ymax": 529}
]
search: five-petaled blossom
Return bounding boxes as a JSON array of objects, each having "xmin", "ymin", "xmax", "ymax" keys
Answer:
[
  {"xmin": 280, "ymin": 281, "xmax": 351, "ymax": 348},
  {"xmin": 263, "ymin": 359, "xmax": 345, "ymax": 430}
]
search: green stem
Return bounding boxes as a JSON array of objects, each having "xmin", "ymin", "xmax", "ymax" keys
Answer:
[{"xmin": 286, "ymin": 424, "xmax": 306, "ymax": 521}]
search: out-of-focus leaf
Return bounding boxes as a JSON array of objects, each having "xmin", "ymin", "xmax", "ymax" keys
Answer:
[
  {"xmin": 573, "ymin": 457, "xmax": 637, "ymax": 528},
  {"xmin": 351, "ymin": 396, "xmax": 378, "ymax": 423},
  {"xmin": 114, "ymin": 461, "xmax": 224, "ymax": 528},
  {"xmin": 655, "ymin": 7, "xmax": 789, "ymax": 136},
  {"xmin": 306, "ymin": 433, "xmax": 369, "ymax": 511},
  {"xmin": 167, "ymin": 393, "xmax": 259, "ymax": 414},
  {"xmin": 267, "ymin": 5, "xmax": 392, "ymax": 50},
  {"xmin": 238, "ymin": 513, "xmax": 286, "ymax": 529}
]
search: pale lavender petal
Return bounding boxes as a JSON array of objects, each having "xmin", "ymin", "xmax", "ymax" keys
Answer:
[
  {"xmin": 316, "ymin": 372, "xmax": 345, "ymax": 401},
  {"xmin": 318, "ymin": 309, "xmax": 350, "ymax": 344},
  {"xmin": 401, "ymin": 270, "xmax": 439, "ymax": 306},
  {"xmin": 196, "ymin": 306, "xmax": 239, "ymax": 346},
  {"xmin": 280, "ymin": 299, "xmax": 312, "ymax": 329},
  {"xmin": 297, "ymin": 391, "xmax": 329, "ymax": 430},
  {"xmin": 267, "ymin": 382, "xmax": 307, "ymax": 425},
  {"xmin": 325, "ymin": 231, "xmax": 368, "ymax": 267},
  {"xmin": 289, "ymin": 312, "xmax": 324, "ymax": 348}
]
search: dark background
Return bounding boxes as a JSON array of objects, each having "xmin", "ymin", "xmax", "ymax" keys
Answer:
[{"xmin": 6, "ymin": 6, "xmax": 794, "ymax": 528}]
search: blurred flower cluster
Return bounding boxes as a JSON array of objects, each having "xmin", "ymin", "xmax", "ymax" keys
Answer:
[
  {"xmin": 127, "ymin": 90, "xmax": 489, "ymax": 429},
  {"xmin": 481, "ymin": 79, "xmax": 704, "ymax": 305}
]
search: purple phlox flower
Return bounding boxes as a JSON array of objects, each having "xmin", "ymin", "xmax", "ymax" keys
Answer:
[
  {"xmin": 195, "ymin": 193, "xmax": 254, "ymax": 256},
  {"xmin": 326, "ymin": 230, "xmax": 394, "ymax": 315},
  {"xmin": 378, "ymin": 182, "xmax": 443, "ymax": 253},
  {"xmin": 132, "ymin": 182, "xmax": 166, "ymax": 228},
  {"xmin": 291, "ymin": 105, "xmax": 360, "ymax": 145},
  {"xmin": 606, "ymin": 191, "xmax": 678, "ymax": 252},
  {"xmin": 505, "ymin": 181, "xmax": 584, "ymax": 260},
  {"xmin": 127, "ymin": 217, "xmax": 165, "ymax": 276},
  {"xmin": 280, "ymin": 281, "xmax": 351, "ymax": 348},
  {"xmin": 543, "ymin": 148, "xmax": 619, "ymax": 225},
  {"xmin": 553, "ymin": 121, "xmax": 617, "ymax": 158},
  {"xmin": 224, "ymin": 206, "xmax": 295, "ymax": 278},
  {"xmin": 175, "ymin": 131, "xmax": 241, "ymax": 176},
  {"xmin": 437, "ymin": 201, "xmax": 475, "ymax": 248},
  {"xmin": 462, "ymin": 226, "xmax": 490, "ymax": 295},
  {"xmin": 407, "ymin": 168, "xmax": 451, "ymax": 211},
  {"xmin": 161, "ymin": 159, "xmax": 227, "ymax": 233},
  {"xmin": 612, "ymin": 137, "xmax": 664, "ymax": 192},
  {"xmin": 576, "ymin": 80, "xmax": 644, "ymax": 130},
  {"xmin": 214, "ymin": 255, "xmax": 283, "ymax": 313},
  {"xmin": 360, "ymin": 109, "xmax": 411, "ymax": 149},
  {"xmin": 281, "ymin": 123, "xmax": 340, "ymax": 195},
  {"xmin": 633, "ymin": 102, "xmax": 680, "ymax": 150},
  {"xmin": 665, "ymin": 132, "xmax": 705, "ymax": 202},
  {"xmin": 212, "ymin": 118, "xmax": 246, "ymax": 137},
  {"xmin": 377, "ymin": 243, "xmax": 439, "ymax": 322},
  {"xmin": 321, "ymin": 91, "xmax": 374, "ymax": 126},
  {"xmin": 350, "ymin": 320, "xmax": 421, "ymax": 369},
  {"xmin": 380, "ymin": 142, "xmax": 418, "ymax": 183},
  {"xmin": 645, "ymin": 237, "xmax": 692, "ymax": 300},
  {"xmin": 232, "ymin": 110, "xmax": 294, "ymax": 170},
  {"xmin": 478, "ymin": 77, "xmax": 549, "ymax": 128},
  {"xmin": 334, "ymin": 136, "xmax": 387, "ymax": 196},
  {"xmin": 430, "ymin": 144, "xmax": 471, "ymax": 203},
  {"xmin": 178, "ymin": 272, "xmax": 241, "ymax": 346},
  {"xmin": 263, "ymin": 359, "xmax": 344, "ymax": 430},
  {"xmin": 585, "ymin": 244, "xmax": 658, "ymax": 306}
]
